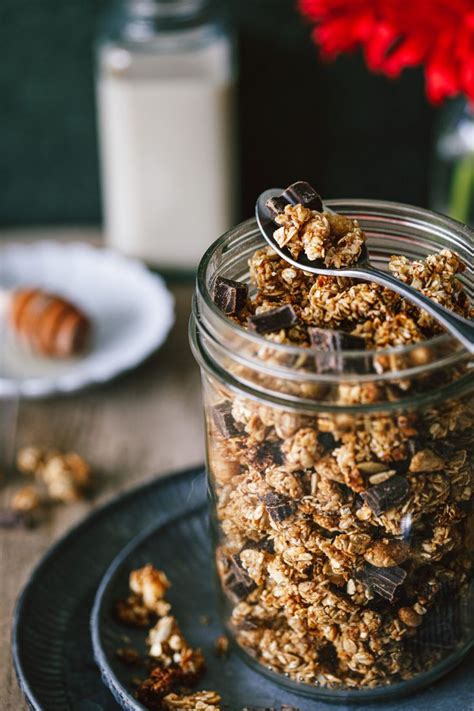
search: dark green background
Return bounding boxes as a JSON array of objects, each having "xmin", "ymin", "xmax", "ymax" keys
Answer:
[{"xmin": 1, "ymin": 0, "xmax": 435, "ymax": 226}]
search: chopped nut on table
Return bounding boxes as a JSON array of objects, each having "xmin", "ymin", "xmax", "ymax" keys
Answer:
[
  {"xmin": 10, "ymin": 486, "xmax": 42, "ymax": 514},
  {"xmin": 130, "ymin": 564, "xmax": 171, "ymax": 616},
  {"xmin": 214, "ymin": 634, "xmax": 229, "ymax": 658},
  {"xmin": 15, "ymin": 445, "xmax": 93, "ymax": 506},
  {"xmin": 114, "ymin": 564, "xmax": 209, "ymax": 709}
]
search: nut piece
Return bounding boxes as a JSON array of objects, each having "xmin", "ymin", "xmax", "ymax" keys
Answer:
[
  {"xmin": 409, "ymin": 449, "xmax": 444, "ymax": 472},
  {"xmin": 42, "ymin": 452, "xmax": 92, "ymax": 502},
  {"xmin": 363, "ymin": 540, "xmax": 410, "ymax": 568},
  {"xmin": 10, "ymin": 486, "xmax": 41, "ymax": 513},
  {"xmin": 398, "ymin": 607, "xmax": 423, "ymax": 627},
  {"xmin": 16, "ymin": 446, "xmax": 48, "ymax": 475}
]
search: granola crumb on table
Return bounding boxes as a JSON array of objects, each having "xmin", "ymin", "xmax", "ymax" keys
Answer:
[
  {"xmin": 114, "ymin": 565, "xmax": 214, "ymax": 710},
  {"xmin": 207, "ymin": 201, "xmax": 474, "ymax": 691}
]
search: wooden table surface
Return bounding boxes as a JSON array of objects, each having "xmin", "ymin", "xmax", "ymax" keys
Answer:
[{"xmin": 0, "ymin": 231, "xmax": 204, "ymax": 708}]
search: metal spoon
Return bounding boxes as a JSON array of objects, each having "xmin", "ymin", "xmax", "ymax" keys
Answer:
[{"xmin": 256, "ymin": 186, "xmax": 474, "ymax": 354}]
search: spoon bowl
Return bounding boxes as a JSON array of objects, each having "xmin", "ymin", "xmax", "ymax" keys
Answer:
[{"xmin": 256, "ymin": 186, "xmax": 474, "ymax": 353}]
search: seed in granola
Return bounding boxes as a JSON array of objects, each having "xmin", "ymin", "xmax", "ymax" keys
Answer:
[
  {"xmin": 356, "ymin": 563, "xmax": 407, "ymax": 601},
  {"xmin": 248, "ymin": 305, "xmax": 297, "ymax": 334},
  {"xmin": 398, "ymin": 607, "xmax": 423, "ymax": 627},
  {"xmin": 308, "ymin": 327, "xmax": 366, "ymax": 352},
  {"xmin": 360, "ymin": 475, "xmax": 410, "ymax": 515},
  {"xmin": 409, "ymin": 449, "xmax": 444, "ymax": 472},
  {"xmin": 368, "ymin": 469, "xmax": 396, "ymax": 485},
  {"xmin": 222, "ymin": 554, "xmax": 257, "ymax": 602},
  {"xmin": 212, "ymin": 401, "xmax": 240, "ymax": 438},
  {"xmin": 213, "ymin": 276, "xmax": 248, "ymax": 315},
  {"xmin": 262, "ymin": 491, "xmax": 295, "ymax": 523},
  {"xmin": 115, "ymin": 646, "xmax": 141, "ymax": 665}
]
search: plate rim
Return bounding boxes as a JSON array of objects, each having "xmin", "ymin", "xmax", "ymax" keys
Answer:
[
  {"xmin": 0, "ymin": 240, "xmax": 175, "ymax": 398},
  {"xmin": 11, "ymin": 464, "xmax": 205, "ymax": 711}
]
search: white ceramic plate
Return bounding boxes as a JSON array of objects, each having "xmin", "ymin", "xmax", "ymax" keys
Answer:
[{"xmin": 0, "ymin": 241, "xmax": 175, "ymax": 398}]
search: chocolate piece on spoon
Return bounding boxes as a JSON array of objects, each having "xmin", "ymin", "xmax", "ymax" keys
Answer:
[
  {"xmin": 266, "ymin": 195, "xmax": 290, "ymax": 218},
  {"xmin": 282, "ymin": 180, "xmax": 323, "ymax": 212}
]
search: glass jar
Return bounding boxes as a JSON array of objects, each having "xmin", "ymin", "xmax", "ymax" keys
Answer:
[
  {"xmin": 189, "ymin": 200, "xmax": 474, "ymax": 702},
  {"xmin": 96, "ymin": 0, "xmax": 236, "ymax": 272}
]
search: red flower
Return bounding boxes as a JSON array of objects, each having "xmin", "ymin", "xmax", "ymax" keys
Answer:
[{"xmin": 299, "ymin": 0, "xmax": 474, "ymax": 104}]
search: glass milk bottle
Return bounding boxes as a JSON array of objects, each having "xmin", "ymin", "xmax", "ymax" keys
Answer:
[{"xmin": 96, "ymin": 0, "xmax": 236, "ymax": 272}]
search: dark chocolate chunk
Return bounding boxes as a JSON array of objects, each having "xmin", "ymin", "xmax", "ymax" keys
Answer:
[
  {"xmin": 213, "ymin": 276, "xmax": 248, "ymax": 315},
  {"xmin": 246, "ymin": 440, "xmax": 283, "ymax": 472},
  {"xmin": 317, "ymin": 431, "xmax": 338, "ymax": 451},
  {"xmin": 223, "ymin": 554, "xmax": 257, "ymax": 603},
  {"xmin": 248, "ymin": 305, "xmax": 297, "ymax": 334},
  {"xmin": 360, "ymin": 475, "xmax": 410, "ymax": 515},
  {"xmin": 263, "ymin": 491, "xmax": 295, "ymax": 523},
  {"xmin": 356, "ymin": 563, "xmax": 407, "ymax": 601},
  {"xmin": 212, "ymin": 401, "xmax": 240, "ymax": 437},
  {"xmin": 283, "ymin": 181, "xmax": 323, "ymax": 212},
  {"xmin": 266, "ymin": 195, "xmax": 290, "ymax": 218},
  {"xmin": 391, "ymin": 458, "xmax": 410, "ymax": 475},
  {"xmin": 308, "ymin": 327, "xmax": 366, "ymax": 352},
  {"xmin": 241, "ymin": 537, "xmax": 275, "ymax": 554},
  {"xmin": 281, "ymin": 706, "xmax": 300, "ymax": 711}
]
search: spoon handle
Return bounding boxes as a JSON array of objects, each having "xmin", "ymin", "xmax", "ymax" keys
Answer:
[{"xmin": 360, "ymin": 265, "xmax": 474, "ymax": 354}]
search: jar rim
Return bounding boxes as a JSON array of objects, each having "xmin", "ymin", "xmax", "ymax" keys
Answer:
[{"xmin": 196, "ymin": 199, "xmax": 473, "ymax": 364}]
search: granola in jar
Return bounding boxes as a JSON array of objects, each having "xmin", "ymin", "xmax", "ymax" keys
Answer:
[{"xmin": 191, "ymin": 197, "xmax": 474, "ymax": 698}]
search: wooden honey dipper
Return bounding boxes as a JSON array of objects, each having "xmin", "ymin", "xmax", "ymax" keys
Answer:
[{"xmin": 3, "ymin": 288, "xmax": 91, "ymax": 358}]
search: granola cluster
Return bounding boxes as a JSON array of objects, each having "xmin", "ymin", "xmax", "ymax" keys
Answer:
[
  {"xmin": 114, "ymin": 564, "xmax": 219, "ymax": 711},
  {"xmin": 0, "ymin": 445, "xmax": 94, "ymax": 529},
  {"xmin": 242, "ymin": 246, "xmax": 473, "ymax": 349},
  {"xmin": 205, "ymin": 221, "xmax": 474, "ymax": 690},
  {"xmin": 208, "ymin": 392, "xmax": 473, "ymax": 689},
  {"xmin": 274, "ymin": 205, "xmax": 365, "ymax": 267}
]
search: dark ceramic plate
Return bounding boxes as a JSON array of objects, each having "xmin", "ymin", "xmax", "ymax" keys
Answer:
[
  {"xmin": 91, "ymin": 495, "xmax": 474, "ymax": 710},
  {"xmin": 12, "ymin": 466, "xmax": 206, "ymax": 710},
  {"xmin": 13, "ymin": 466, "xmax": 474, "ymax": 711}
]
